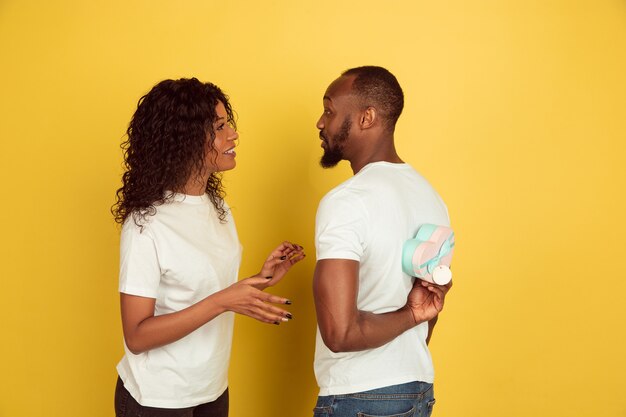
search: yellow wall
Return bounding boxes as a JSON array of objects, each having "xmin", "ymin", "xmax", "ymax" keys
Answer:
[{"xmin": 1, "ymin": 1, "xmax": 625, "ymax": 416}]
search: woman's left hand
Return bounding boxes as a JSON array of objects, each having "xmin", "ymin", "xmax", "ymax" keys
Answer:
[{"xmin": 255, "ymin": 241, "xmax": 305, "ymax": 289}]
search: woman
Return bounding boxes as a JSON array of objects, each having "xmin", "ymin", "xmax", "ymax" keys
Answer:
[{"xmin": 111, "ymin": 78, "xmax": 305, "ymax": 417}]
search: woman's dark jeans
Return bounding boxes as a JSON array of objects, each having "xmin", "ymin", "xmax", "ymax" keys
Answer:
[{"xmin": 115, "ymin": 377, "xmax": 229, "ymax": 417}]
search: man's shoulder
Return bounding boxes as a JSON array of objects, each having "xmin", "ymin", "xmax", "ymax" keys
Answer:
[{"xmin": 320, "ymin": 177, "xmax": 366, "ymax": 206}]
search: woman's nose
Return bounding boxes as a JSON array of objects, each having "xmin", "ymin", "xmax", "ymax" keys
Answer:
[{"xmin": 229, "ymin": 127, "xmax": 239, "ymax": 141}]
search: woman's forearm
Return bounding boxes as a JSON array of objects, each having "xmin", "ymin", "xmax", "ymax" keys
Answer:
[{"xmin": 121, "ymin": 293, "xmax": 226, "ymax": 355}]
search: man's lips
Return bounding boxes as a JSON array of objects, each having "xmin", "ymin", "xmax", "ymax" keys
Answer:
[{"xmin": 319, "ymin": 132, "xmax": 328, "ymax": 146}]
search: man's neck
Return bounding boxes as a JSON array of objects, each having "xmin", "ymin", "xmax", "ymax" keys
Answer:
[{"xmin": 349, "ymin": 138, "xmax": 403, "ymax": 174}]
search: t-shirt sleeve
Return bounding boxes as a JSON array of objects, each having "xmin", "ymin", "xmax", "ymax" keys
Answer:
[
  {"xmin": 315, "ymin": 190, "xmax": 368, "ymax": 261},
  {"xmin": 119, "ymin": 220, "xmax": 161, "ymax": 298}
]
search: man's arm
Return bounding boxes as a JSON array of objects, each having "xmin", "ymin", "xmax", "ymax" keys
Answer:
[
  {"xmin": 312, "ymin": 259, "xmax": 422, "ymax": 352},
  {"xmin": 313, "ymin": 258, "xmax": 451, "ymax": 353}
]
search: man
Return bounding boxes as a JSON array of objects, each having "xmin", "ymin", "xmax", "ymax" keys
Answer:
[{"xmin": 312, "ymin": 66, "xmax": 452, "ymax": 417}]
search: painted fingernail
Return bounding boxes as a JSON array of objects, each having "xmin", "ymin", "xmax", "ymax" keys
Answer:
[
  {"xmin": 286, "ymin": 313, "xmax": 293, "ymax": 319},
  {"xmin": 285, "ymin": 300, "xmax": 292, "ymax": 305},
  {"xmin": 274, "ymin": 321, "xmax": 280, "ymax": 325},
  {"xmin": 265, "ymin": 276, "xmax": 273, "ymax": 279},
  {"xmin": 280, "ymin": 256, "xmax": 287, "ymax": 260}
]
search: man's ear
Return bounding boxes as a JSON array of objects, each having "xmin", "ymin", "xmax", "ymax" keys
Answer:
[{"xmin": 360, "ymin": 106, "xmax": 377, "ymax": 130}]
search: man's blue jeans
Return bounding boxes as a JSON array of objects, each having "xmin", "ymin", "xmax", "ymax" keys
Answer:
[{"xmin": 313, "ymin": 381, "xmax": 435, "ymax": 417}]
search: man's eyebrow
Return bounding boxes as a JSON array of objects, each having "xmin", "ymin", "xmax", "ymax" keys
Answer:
[{"xmin": 323, "ymin": 96, "xmax": 332, "ymax": 102}]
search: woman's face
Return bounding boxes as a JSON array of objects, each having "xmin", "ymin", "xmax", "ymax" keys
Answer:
[{"xmin": 205, "ymin": 101, "xmax": 238, "ymax": 173}]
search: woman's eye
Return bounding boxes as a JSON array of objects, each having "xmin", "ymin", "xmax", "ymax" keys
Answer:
[{"xmin": 216, "ymin": 123, "xmax": 225, "ymax": 131}]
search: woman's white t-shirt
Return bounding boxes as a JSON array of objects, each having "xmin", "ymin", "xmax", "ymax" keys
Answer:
[{"xmin": 116, "ymin": 193, "xmax": 241, "ymax": 408}]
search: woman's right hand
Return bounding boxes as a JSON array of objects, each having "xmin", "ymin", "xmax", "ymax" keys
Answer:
[{"xmin": 214, "ymin": 277, "xmax": 293, "ymax": 325}]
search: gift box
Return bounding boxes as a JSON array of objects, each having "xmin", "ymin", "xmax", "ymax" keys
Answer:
[{"xmin": 402, "ymin": 224, "xmax": 455, "ymax": 285}]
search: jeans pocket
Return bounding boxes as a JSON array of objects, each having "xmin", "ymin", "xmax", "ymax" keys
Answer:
[
  {"xmin": 358, "ymin": 406, "xmax": 416, "ymax": 417},
  {"xmin": 425, "ymin": 399, "xmax": 436, "ymax": 417},
  {"xmin": 313, "ymin": 405, "xmax": 332, "ymax": 417}
]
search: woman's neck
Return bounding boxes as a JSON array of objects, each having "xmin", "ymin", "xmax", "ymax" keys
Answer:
[{"xmin": 180, "ymin": 173, "xmax": 208, "ymax": 196}]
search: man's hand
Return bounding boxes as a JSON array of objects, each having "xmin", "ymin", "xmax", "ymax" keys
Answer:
[{"xmin": 406, "ymin": 279, "xmax": 452, "ymax": 325}]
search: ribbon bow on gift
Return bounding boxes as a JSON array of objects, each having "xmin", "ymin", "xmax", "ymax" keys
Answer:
[
  {"xmin": 402, "ymin": 224, "xmax": 455, "ymax": 285},
  {"xmin": 420, "ymin": 233, "xmax": 455, "ymax": 276}
]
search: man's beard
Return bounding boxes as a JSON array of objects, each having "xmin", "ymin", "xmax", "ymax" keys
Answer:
[{"xmin": 320, "ymin": 117, "xmax": 352, "ymax": 168}]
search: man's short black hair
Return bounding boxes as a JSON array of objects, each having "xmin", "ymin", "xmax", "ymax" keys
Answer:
[{"xmin": 342, "ymin": 66, "xmax": 404, "ymax": 131}]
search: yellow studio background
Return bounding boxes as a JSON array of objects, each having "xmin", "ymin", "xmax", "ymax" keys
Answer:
[{"xmin": 1, "ymin": 1, "xmax": 625, "ymax": 416}]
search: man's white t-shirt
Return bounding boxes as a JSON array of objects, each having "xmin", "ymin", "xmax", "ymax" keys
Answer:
[
  {"xmin": 116, "ymin": 193, "xmax": 241, "ymax": 408},
  {"xmin": 314, "ymin": 162, "xmax": 450, "ymax": 396}
]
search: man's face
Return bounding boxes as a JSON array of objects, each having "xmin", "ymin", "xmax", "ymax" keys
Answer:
[
  {"xmin": 316, "ymin": 76, "xmax": 356, "ymax": 168},
  {"xmin": 319, "ymin": 116, "xmax": 351, "ymax": 168}
]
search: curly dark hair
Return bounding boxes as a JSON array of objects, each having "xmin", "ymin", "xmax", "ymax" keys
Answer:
[
  {"xmin": 342, "ymin": 66, "xmax": 404, "ymax": 132},
  {"xmin": 112, "ymin": 77, "xmax": 237, "ymax": 226}
]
